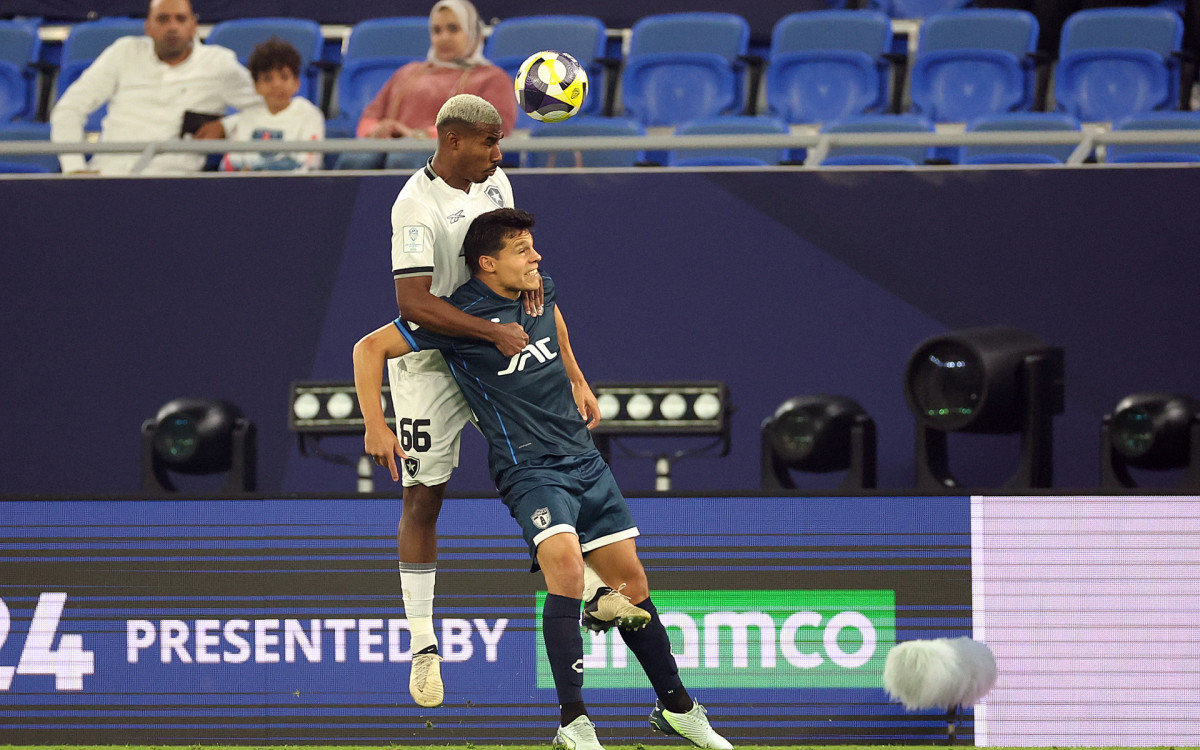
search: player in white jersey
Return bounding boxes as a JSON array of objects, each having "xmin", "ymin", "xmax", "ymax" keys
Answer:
[{"xmin": 385, "ymin": 95, "xmax": 647, "ymax": 708}]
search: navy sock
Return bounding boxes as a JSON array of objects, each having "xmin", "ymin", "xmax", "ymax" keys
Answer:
[
  {"xmin": 543, "ymin": 593, "xmax": 585, "ymax": 708},
  {"xmin": 617, "ymin": 597, "xmax": 692, "ymax": 713}
]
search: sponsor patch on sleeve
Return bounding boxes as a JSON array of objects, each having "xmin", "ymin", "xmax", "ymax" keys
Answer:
[{"xmin": 401, "ymin": 225, "xmax": 425, "ymax": 254}]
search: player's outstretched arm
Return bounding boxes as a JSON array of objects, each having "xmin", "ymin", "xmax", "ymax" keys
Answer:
[
  {"xmin": 555, "ymin": 306, "xmax": 600, "ymax": 430},
  {"xmin": 396, "ymin": 276, "xmax": 529, "ymax": 357},
  {"xmin": 352, "ymin": 324, "xmax": 412, "ymax": 482}
]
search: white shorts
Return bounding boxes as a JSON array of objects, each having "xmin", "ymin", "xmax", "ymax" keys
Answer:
[{"xmin": 386, "ymin": 351, "xmax": 474, "ymax": 488}]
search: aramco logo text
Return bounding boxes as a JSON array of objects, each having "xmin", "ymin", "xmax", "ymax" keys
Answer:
[{"xmin": 536, "ymin": 590, "xmax": 895, "ymax": 688}]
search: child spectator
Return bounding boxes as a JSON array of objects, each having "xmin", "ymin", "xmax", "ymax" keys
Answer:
[{"xmin": 216, "ymin": 38, "xmax": 325, "ymax": 171}]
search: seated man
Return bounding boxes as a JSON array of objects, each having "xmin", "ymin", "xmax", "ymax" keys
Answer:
[
  {"xmin": 352, "ymin": 208, "xmax": 732, "ymax": 750},
  {"xmin": 49, "ymin": 0, "xmax": 261, "ymax": 175}
]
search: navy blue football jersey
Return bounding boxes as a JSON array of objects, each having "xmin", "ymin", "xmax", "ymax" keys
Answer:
[{"xmin": 394, "ymin": 273, "xmax": 594, "ymax": 479}]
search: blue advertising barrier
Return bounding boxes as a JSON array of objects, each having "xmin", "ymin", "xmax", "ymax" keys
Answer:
[{"xmin": 0, "ymin": 494, "xmax": 971, "ymax": 743}]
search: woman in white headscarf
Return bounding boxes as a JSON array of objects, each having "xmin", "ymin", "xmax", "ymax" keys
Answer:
[{"xmin": 339, "ymin": 0, "xmax": 517, "ymax": 169}]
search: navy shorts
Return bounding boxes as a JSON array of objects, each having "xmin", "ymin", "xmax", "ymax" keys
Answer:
[{"xmin": 497, "ymin": 451, "xmax": 639, "ymax": 571}]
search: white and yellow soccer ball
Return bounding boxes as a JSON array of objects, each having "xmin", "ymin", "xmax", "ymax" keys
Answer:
[{"xmin": 514, "ymin": 50, "xmax": 588, "ymax": 123}]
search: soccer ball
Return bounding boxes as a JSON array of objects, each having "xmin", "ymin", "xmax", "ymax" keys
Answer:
[{"xmin": 515, "ymin": 50, "xmax": 588, "ymax": 123}]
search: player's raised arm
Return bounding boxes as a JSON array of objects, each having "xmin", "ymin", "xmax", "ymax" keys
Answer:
[
  {"xmin": 395, "ymin": 275, "xmax": 528, "ymax": 357},
  {"xmin": 352, "ymin": 323, "xmax": 413, "ymax": 482}
]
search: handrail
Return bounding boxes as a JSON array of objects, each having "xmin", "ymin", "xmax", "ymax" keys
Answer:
[{"xmin": 4, "ymin": 131, "xmax": 1200, "ymax": 171}]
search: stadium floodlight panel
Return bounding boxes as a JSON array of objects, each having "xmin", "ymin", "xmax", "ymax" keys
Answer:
[
  {"xmin": 592, "ymin": 382, "xmax": 729, "ymax": 436},
  {"xmin": 289, "ymin": 381, "xmax": 392, "ymax": 435}
]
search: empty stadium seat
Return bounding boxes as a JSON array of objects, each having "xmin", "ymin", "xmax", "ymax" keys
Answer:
[
  {"xmin": 1053, "ymin": 7, "xmax": 1183, "ymax": 122},
  {"xmin": 0, "ymin": 121, "xmax": 59, "ymax": 172},
  {"xmin": 56, "ymin": 17, "xmax": 144, "ymax": 131},
  {"xmin": 327, "ymin": 18, "xmax": 430, "ymax": 137},
  {"xmin": 523, "ymin": 115, "xmax": 645, "ymax": 167},
  {"xmin": 765, "ymin": 11, "xmax": 893, "ymax": 125},
  {"xmin": 818, "ymin": 113, "xmax": 934, "ymax": 165},
  {"xmin": 0, "ymin": 20, "xmax": 41, "ymax": 122},
  {"xmin": 328, "ymin": 57, "xmax": 414, "ymax": 137},
  {"xmin": 621, "ymin": 13, "xmax": 750, "ymax": 126},
  {"xmin": 206, "ymin": 18, "xmax": 324, "ymax": 103},
  {"xmin": 960, "ymin": 111, "xmax": 1081, "ymax": 164},
  {"xmin": 870, "ymin": 0, "xmax": 972, "ymax": 20},
  {"xmin": 485, "ymin": 16, "xmax": 607, "ymax": 116},
  {"xmin": 667, "ymin": 115, "xmax": 789, "ymax": 166},
  {"xmin": 909, "ymin": 10, "xmax": 1039, "ymax": 123},
  {"xmin": 1106, "ymin": 110, "xmax": 1200, "ymax": 163},
  {"xmin": 343, "ymin": 17, "xmax": 430, "ymax": 60}
]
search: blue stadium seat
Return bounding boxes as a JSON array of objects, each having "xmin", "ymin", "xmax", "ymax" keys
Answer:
[
  {"xmin": 667, "ymin": 115, "xmax": 789, "ymax": 166},
  {"xmin": 0, "ymin": 121, "xmax": 59, "ymax": 172},
  {"xmin": 523, "ymin": 115, "xmax": 645, "ymax": 167},
  {"xmin": 343, "ymin": 17, "xmax": 429, "ymax": 60},
  {"xmin": 621, "ymin": 13, "xmax": 750, "ymax": 126},
  {"xmin": 206, "ymin": 18, "xmax": 324, "ymax": 103},
  {"xmin": 485, "ymin": 16, "xmax": 606, "ymax": 116},
  {"xmin": 1053, "ymin": 8, "xmax": 1183, "ymax": 122},
  {"xmin": 56, "ymin": 17, "xmax": 144, "ymax": 131},
  {"xmin": 870, "ymin": 0, "xmax": 972, "ymax": 20},
  {"xmin": 961, "ymin": 111, "xmax": 1081, "ymax": 164},
  {"xmin": 669, "ymin": 155, "xmax": 773, "ymax": 166},
  {"xmin": 329, "ymin": 57, "xmax": 416, "ymax": 137},
  {"xmin": 1106, "ymin": 110, "xmax": 1200, "ymax": 163},
  {"xmin": 327, "ymin": 18, "xmax": 429, "ymax": 137},
  {"xmin": 628, "ymin": 12, "xmax": 750, "ymax": 60},
  {"xmin": 909, "ymin": 10, "xmax": 1039, "ymax": 123},
  {"xmin": 765, "ymin": 11, "xmax": 893, "ymax": 125},
  {"xmin": 0, "ymin": 20, "xmax": 41, "ymax": 122},
  {"xmin": 818, "ymin": 113, "xmax": 934, "ymax": 165}
]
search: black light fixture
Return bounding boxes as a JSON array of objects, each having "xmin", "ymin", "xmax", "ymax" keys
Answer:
[
  {"xmin": 761, "ymin": 395, "xmax": 876, "ymax": 490},
  {"xmin": 1100, "ymin": 393, "xmax": 1200, "ymax": 489},
  {"xmin": 592, "ymin": 382, "xmax": 731, "ymax": 491},
  {"xmin": 141, "ymin": 398, "xmax": 256, "ymax": 493},
  {"xmin": 903, "ymin": 325, "xmax": 1064, "ymax": 491}
]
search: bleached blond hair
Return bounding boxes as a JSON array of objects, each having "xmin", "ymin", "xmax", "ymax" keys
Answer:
[{"xmin": 436, "ymin": 94, "xmax": 502, "ymax": 130}]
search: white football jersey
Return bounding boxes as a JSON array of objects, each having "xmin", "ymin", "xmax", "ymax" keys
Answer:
[
  {"xmin": 389, "ymin": 161, "xmax": 514, "ymax": 372},
  {"xmin": 391, "ymin": 162, "xmax": 514, "ymax": 296}
]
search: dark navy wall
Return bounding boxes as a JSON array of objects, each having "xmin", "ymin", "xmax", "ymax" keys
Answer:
[{"xmin": 2, "ymin": 169, "xmax": 1198, "ymax": 497}]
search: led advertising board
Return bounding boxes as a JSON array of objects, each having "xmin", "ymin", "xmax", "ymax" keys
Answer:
[{"xmin": 0, "ymin": 495, "xmax": 970, "ymax": 743}]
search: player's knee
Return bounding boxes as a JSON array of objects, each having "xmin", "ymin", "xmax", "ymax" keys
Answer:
[
  {"xmin": 401, "ymin": 485, "xmax": 445, "ymax": 526},
  {"xmin": 619, "ymin": 568, "xmax": 649, "ymax": 604}
]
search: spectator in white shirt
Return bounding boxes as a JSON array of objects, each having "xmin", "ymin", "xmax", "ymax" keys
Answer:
[
  {"xmin": 49, "ymin": 0, "xmax": 261, "ymax": 175},
  {"xmin": 200, "ymin": 38, "xmax": 325, "ymax": 171}
]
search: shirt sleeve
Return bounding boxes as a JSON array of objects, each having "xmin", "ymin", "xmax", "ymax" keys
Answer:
[
  {"xmin": 390, "ymin": 197, "xmax": 438, "ymax": 281},
  {"xmin": 49, "ymin": 37, "xmax": 127, "ymax": 172},
  {"xmin": 394, "ymin": 317, "xmax": 456, "ymax": 353},
  {"xmin": 220, "ymin": 111, "xmax": 241, "ymax": 137},
  {"xmin": 291, "ymin": 99, "xmax": 325, "ymax": 171},
  {"xmin": 216, "ymin": 48, "xmax": 263, "ymax": 112}
]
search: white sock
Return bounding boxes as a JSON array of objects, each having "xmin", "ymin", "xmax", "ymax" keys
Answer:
[
  {"xmin": 399, "ymin": 562, "xmax": 437, "ymax": 652},
  {"xmin": 582, "ymin": 563, "xmax": 607, "ymax": 602}
]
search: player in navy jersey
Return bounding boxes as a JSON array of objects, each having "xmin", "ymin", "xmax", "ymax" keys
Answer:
[
  {"xmin": 353, "ymin": 209, "xmax": 732, "ymax": 750},
  {"xmin": 386, "ymin": 94, "xmax": 636, "ymax": 707}
]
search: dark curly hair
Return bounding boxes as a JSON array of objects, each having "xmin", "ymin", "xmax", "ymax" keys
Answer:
[{"xmin": 247, "ymin": 37, "xmax": 301, "ymax": 80}]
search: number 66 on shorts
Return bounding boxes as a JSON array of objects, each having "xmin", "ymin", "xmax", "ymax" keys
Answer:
[{"xmin": 386, "ymin": 363, "xmax": 474, "ymax": 486}]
